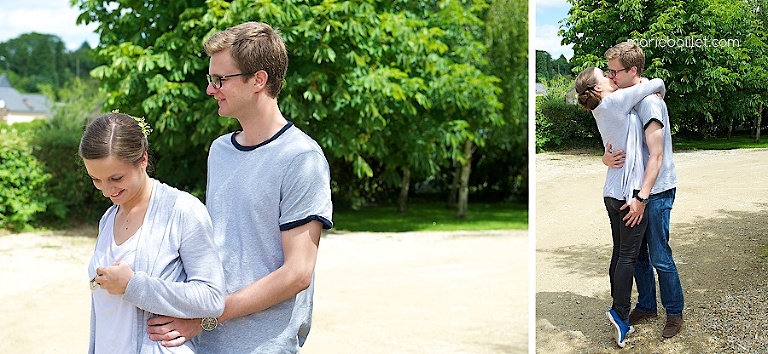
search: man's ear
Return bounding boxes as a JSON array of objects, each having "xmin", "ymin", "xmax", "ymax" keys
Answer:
[{"xmin": 252, "ymin": 70, "xmax": 268, "ymax": 92}]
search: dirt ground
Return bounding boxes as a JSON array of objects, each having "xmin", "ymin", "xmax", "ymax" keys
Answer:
[
  {"xmin": 0, "ymin": 228, "xmax": 528, "ymax": 354},
  {"xmin": 536, "ymin": 148, "xmax": 768, "ymax": 353}
]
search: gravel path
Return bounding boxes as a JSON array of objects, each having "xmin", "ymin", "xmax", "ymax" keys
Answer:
[
  {"xmin": 0, "ymin": 229, "xmax": 528, "ymax": 353},
  {"xmin": 536, "ymin": 148, "xmax": 768, "ymax": 353}
]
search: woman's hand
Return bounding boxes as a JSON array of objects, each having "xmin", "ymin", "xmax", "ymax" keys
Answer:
[
  {"xmin": 602, "ymin": 144, "xmax": 626, "ymax": 169},
  {"xmin": 94, "ymin": 261, "xmax": 134, "ymax": 295}
]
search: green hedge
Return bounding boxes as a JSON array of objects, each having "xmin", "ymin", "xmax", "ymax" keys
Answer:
[
  {"xmin": 31, "ymin": 121, "xmax": 111, "ymax": 225},
  {"xmin": 0, "ymin": 127, "xmax": 51, "ymax": 231},
  {"xmin": 0, "ymin": 118, "xmax": 111, "ymax": 231},
  {"xmin": 536, "ymin": 96, "xmax": 601, "ymax": 151},
  {"xmin": 535, "ymin": 73, "xmax": 603, "ymax": 153}
]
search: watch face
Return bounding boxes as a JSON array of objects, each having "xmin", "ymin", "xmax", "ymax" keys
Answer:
[{"xmin": 201, "ymin": 317, "xmax": 218, "ymax": 331}]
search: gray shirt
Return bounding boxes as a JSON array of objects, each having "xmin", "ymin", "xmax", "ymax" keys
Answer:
[
  {"xmin": 592, "ymin": 78, "xmax": 666, "ymax": 203},
  {"xmin": 198, "ymin": 122, "xmax": 333, "ymax": 353},
  {"xmin": 636, "ymin": 95, "xmax": 679, "ymax": 194}
]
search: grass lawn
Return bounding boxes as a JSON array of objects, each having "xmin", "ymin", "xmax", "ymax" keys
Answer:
[
  {"xmin": 331, "ymin": 201, "xmax": 528, "ymax": 232},
  {"xmin": 674, "ymin": 133, "xmax": 768, "ymax": 150},
  {"xmin": 545, "ymin": 133, "xmax": 768, "ymax": 156}
]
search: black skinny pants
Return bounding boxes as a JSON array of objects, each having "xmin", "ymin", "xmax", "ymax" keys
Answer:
[{"xmin": 604, "ymin": 197, "xmax": 648, "ymax": 322}]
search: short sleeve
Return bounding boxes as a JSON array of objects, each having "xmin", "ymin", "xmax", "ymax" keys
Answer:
[
  {"xmin": 637, "ymin": 95, "xmax": 665, "ymax": 130},
  {"xmin": 278, "ymin": 150, "xmax": 333, "ymax": 231}
]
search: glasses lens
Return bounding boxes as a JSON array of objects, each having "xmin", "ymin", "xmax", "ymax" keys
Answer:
[{"xmin": 206, "ymin": 74, "xmax": 220, "ymax": 89}]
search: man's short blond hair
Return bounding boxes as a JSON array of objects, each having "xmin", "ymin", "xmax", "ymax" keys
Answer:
[
  {"xmin": 205, "ymin": 22, "xmax": 288, "ymax": 98},
  {"xmin": 604, "ymin": 41, "xmax": 645, "ymax": 76}
]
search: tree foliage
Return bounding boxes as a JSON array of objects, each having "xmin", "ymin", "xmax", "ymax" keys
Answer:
[
  {"xmin": 0, "ymin": 33, "xmax": 98, "ymax": 93},
  {"xmin": 34, "ymin": 78, "xmax": 110, "ymax": 223},
  {"xmin": 482, "ymin": 0, "xmax": 528, "ymax": 201},
  {"xmin": 536, "ymin": 50, "xmax": 572, "ymax": 82},
  {"xmin": 535, "ymin": 75, "xmax": 599, "ymax": 151},
  {"xmin": 0, "ymin": 128, "xmax": 51, "ymax": 231},
  {"xmin": 561, "ymin": 0, "xmax": 768, "ymax": 140},
  {"xmin": 74, "ymin": 0, "xmax": 526, "ymax": 210}
]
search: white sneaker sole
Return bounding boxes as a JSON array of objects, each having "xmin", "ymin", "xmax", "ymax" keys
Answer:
[{"xmin": 606, "ymin": 311, "xmax": 635, "ymax": 348}]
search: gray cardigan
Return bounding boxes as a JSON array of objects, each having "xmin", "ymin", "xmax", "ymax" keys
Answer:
[
  {"xmin": 88, "ymin": 180, "xmax": 225, "ymax": 354},
  {"xmin": 592, "ymin": 78, "xmax": 666, "ymax": 204}
]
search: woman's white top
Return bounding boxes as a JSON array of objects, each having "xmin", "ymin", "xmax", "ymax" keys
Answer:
[{"xmin": 89, "ymin": 209, "xmax": 141, "ymax": 354}]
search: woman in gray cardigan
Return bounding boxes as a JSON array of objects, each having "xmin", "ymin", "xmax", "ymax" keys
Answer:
[
  {"xmin": 81, "ymin": 113, "xmax": 225, "ymax": 353},
  {"xmin": 575, "ymin": 68, "xmax": 665, "ymax": 349}
]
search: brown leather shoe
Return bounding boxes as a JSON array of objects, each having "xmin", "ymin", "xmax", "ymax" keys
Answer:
[
  {"xmin": 629, "ymin": 310, "xmax": 657, "ymax": 325},
  {"xmin": 662, "ymin": 316, "xmax": 683, "ymax": 338}
]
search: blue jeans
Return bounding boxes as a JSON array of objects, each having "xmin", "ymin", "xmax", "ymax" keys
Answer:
[
  {"xmin": 604, "ymin": 197, "xmax": 647, "ymax": 322},
  {"xmin": 633, "ymin": 188, "xmax": 684, "ymax": 317}
]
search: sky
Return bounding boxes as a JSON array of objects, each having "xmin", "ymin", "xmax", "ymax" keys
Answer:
[
  {"xmin": 0, "ymin": 0, "xmax": 100, "ymax": 51},
  {"xmin": 0, "ymin": 0, "xmax": 573, "ymax": 58},
  {"xmin": 534, "ymin": 0, "xmax": 573, "ymax": 60}
]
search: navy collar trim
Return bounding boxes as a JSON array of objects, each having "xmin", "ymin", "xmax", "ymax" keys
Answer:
[{"xmin": 231, "ymin": 121, "xmax": 294, "ymax": 151}]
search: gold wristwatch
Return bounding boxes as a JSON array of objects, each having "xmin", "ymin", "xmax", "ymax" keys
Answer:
[{"xmin": 201, "ymin": 317, "xmax": 218, "ymax": 331}]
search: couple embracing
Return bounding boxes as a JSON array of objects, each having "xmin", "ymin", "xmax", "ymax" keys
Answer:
[{"xmin": 575, "ymin": 41, "xmax": 684, "ymax": 348}]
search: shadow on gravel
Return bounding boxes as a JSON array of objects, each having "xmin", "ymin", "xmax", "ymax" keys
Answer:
[
  {"xmin": 538, "ymin": 243, "xmax": 612, "ymax": 278},
  {"xmin": 672, "ymin": 207, "xmax": 768, "ymax": 353},
  {"xmin": 536, "ymin": 291, "xmax": 608, "ymax": 346},
  {"xmin": 536, "ymin": 207, "xmax": 768, "ymax": 353}
]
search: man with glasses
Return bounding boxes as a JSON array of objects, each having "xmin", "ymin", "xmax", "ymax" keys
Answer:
[
  {"xmin": 602, "ymin": 41, "xmax": 684, "ymax": 339},
  {"xmin": 146, "ymin": 21, "xmax": 333, "ymax": 353}
]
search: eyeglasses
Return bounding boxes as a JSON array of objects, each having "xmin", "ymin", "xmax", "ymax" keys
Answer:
[
  {"xmin": 206, "ymin": 72, "xmax": 255, "ymax": 89},
  {"xmin": 607, "ymin": 67, "xmax": 631, "ymax": 77}
]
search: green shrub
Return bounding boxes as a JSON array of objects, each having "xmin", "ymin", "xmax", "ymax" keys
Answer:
[
  {"xmin": 30, "ymin": 78, "xmax": 112, "ymax": 226},
  {"xmin": 536, "ymin": 97, "xmax": 600, "ymax": 151},
  {"xmin": 31, "ymin": 121, "xmax": 111, "ymax": 225},
  {"xmin": 0, "ymin": 128, "xmax": 52, "ymax": 231},
  {"xmin": 535, "ymin": 75, "xmax": 601, "ymax": 151}
]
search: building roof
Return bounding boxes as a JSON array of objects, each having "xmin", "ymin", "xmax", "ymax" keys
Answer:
[
  {"xmin": 0, "ymin": 75, "xmax": 12, "ymax": 88},
  {"xmin": 535, "ymin": 83, "xmax": 547, "ymax": 96},
  {"xmin": 0, "ymin": 75, "xmax": 51, "ymax": 115}
]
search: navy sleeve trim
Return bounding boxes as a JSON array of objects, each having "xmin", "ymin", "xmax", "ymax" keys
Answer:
[
  {"xmin": 280, "ymin": 215, "xmax": 333, "ymax": 231},
  {"xmin": 643, "ymin": 118, "xmax": 664, "ymax": 130}
]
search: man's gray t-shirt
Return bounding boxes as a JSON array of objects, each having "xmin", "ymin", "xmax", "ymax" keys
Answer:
[
  {"xmin": 197, "ymin": 122, "xmax": 333, "ymax": 353},
  {"xmin": 592, "ymin": 78, "xmax": 666, "ymax": 203},
  {"xmin": 636, "ymin": 95, "xmax": 679, "ymax": 194}
]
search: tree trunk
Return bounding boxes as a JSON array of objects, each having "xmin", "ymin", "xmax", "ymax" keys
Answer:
[
  {"xmin": 456, "ymin": 139, "xmax": 474, "ymax": 219},
  {"xmin": 398, "ymin": 167, "xmax": 411, "ymax": 213},
  {"xmin": 756, "ymin": 104, "xmax": 763, "ymax": 143},
  {"xmin": 447, "ymin": 161, "xmax": 460, "ymax": 208},
  {"xmin": 727, "ymin": 116, "xmax": 733, "ymax": 140}
]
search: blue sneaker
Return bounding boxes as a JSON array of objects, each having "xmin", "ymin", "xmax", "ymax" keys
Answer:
[{"xmin": 606, "ymin": 309, "xmax": 635, "ymax": 348}]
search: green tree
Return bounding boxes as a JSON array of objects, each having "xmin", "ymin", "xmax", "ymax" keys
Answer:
[
  {"xmin": 0, "ymin": 33, "xmax": 67, "ymax": 92},
  {"xmin": 0, "ymin": 34, "xmax": 101, "ymax": 93},
  {"xmin": 536, "ymin": 50, "xmax": 553, "ymax": 81},
  {"xmin": 536, "ymin": 50, "xmax": 572, "ymax": 82},
  {"xmin": 482, "ymin": 0, "xmax": 528, "ymax": 202},
  {"xmin": 75, "ymin": 0, "xmax": 513, "ymax": 217},
  {"xmin": 552, "ymin": 54, "xmax": 572, "ymax": 76},
  {"xmin": 69, "ymin": 42, "xmax": 100, "ymax": 80},
  {"xmin": 561, "ymin": 0, "xmax": 767, "ymax": 138},
  {"xmin": 35, "ymin": 78, "xmax": 110, "ymax": 223}
]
